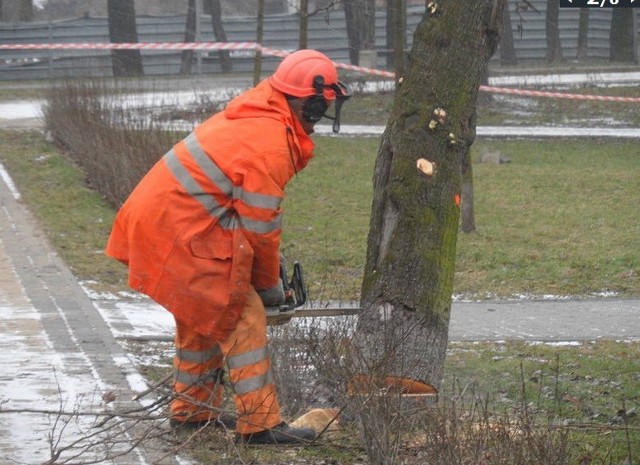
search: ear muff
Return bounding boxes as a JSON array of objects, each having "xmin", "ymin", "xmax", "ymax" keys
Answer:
[{"xmin": 302, "ymin": 75, "xmax": 329, "ymax": 123}]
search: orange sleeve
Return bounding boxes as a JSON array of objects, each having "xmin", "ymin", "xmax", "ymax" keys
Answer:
[{"xmin": 232, "ymin": 150, "xmax": 292, "ymax": 293}]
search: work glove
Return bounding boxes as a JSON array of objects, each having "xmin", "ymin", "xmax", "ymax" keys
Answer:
[{"xmin": 257, "ymin": 280, "xmax": 286, "ymax": 307}]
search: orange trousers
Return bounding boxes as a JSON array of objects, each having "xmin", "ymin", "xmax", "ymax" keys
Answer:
[{"xmin": 170, "ymin": 287, "xmax": 282, "ymax": 434}]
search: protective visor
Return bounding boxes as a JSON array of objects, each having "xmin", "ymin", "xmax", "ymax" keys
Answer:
[{"xmin": 322, "ymin": 81, "xmax": 351, "ymax": 133}]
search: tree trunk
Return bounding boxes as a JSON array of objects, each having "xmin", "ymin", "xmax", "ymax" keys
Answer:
[
  {"xmin": 460, "ymin": 150, "xmax": 476, "ymax": 233},
  {"xmin": 180, "ymin": 0, "xmax": 196, "ymax": 75},
  {"xmin": 545, "ymin": 0, "xmax": 563, "ymax": 64},
  {"xmin": 500, "ymin": 1, "xmax": 517, "ymax": 65},
  {"xmin": 344, "ymin": 0, "xmax": 376, "ymax": 65},
  {"xmin": 206, "ymin": 0, "xmax": 232, "ymax": 72},
  {"xmin": 386, "ymin": 0, "xmax": 406, "ymax": 74},
  {"xmin": 577, "ymin": 8, "xmax": 589, "ymax": 61},
  {"xmin": 299, "ymin": 0, "xmax": 308, "ymax": 49},
  {"xmin": 0, "ymin": 0, "xmax": 33, "ymax": 21},
  {"xmin": 610, "ymin": 9, "xmax": 636, "ymax": 63},
  {"xmin": 107, "ymin": 0, "xmax": 144, "ymax": 77},
  {"xmin": 356, "ymin": 0, "xmax": 505, "ymax": 390},
  {"xmin": 253, "ymin": 0, "xmax": 264, "ymax": 86}
]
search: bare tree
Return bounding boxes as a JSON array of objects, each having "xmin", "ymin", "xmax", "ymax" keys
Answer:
[
  {"xmin": 299, "ymin": 0, "xmax": 309, "ymax": 49},
  {"xmin": 205, "ymin": 0, "xmax": 232, "ymax": 72},
  {"xmin": 610, "ymin": 9, "xmax": 636, "ymax": 63},
  {"xmin": 386, "ymin": 0, "xmax": 406, "ymax": 73},
  {"xmin": 179, "ymin": 0, "xmax": 197, "ymax": 75},
  {"xmin": 577, "ymin": 8, "xmax": 589, "ymax": 61},
  {"xmin": 500, "ymin": 1, "xmax": 517, "ymax": 65},
  {"xmin": 0, "ymin": 0, "xmax": 33, "ymax": 21},
  {"xmin": 545, "ymin": 0, "xmax": 563, "ymax": 63},
  {"xmin": 355, "ymin": 0, "xmax": 506, "ymax": 391},
  {"xmin": 253, "ymin": 0, "xmax": 264, "ymax": 86},
  {"xmin": 296, "ymin": 1, "xmax": 341, "ymax": 51},
  {"xmin": 107, "ymin": 0, "xmax": 144, "ymax": 77},
  {"xmin": 344, "ymin": 0, "xmax": 376, "ymax": 65}
]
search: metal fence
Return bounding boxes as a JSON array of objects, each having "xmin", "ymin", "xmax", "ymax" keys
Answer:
[{"xmin": 0, "ymin": 2, "xmax": 636, "ymax": 81}]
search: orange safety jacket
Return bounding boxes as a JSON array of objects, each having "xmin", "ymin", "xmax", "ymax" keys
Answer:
[{"xmin": 105, "ymin": 79, "xmax": 315, "ymax": 340}]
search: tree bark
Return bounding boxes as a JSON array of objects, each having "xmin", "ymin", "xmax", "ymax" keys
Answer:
[
  {"xmin": 0, "ymin": 0, "xmax": 33, "ymax": 21},
  {"xmin": 500, "ymin": 2, "xmax": 517, "ymax": 65},
  {"xmin": 180, "ymin": 0, "xmax": 196, "ymax": 75},
  {"xmin": 577, "ymin": 8, "xmax": 589, "ymax": 61},
  {"xmin": 344, "ymin": 0, "xmax": 376, "ymax": 65},
  {"xmin": 206, "ymin": 0, "xmax": 232, "ymax": 72},
  {"xmin": 545, "ymin": 0, "xmax": 563, "ymax": 64},
  {"xmin": 386, "ymin": 0, "xmax": 406, "ymax": 74},
  {"xmin": 356, "ymin": 0, "xmax": 505, "ymax": 390},
  {"xmin": 299, "ymin": 0, "xmax": 309, "ymax": 49},
  {"xmin": 107, "ymin": 0, "xmax": 144, "ymax": 77},
  {"xmin": 609, "ymin": 9, "xmax": 636, "ymax": 63},
  {"xmin": 460, "ymin": 150, "xmax": 476, "ymax": 233},
  {"xmin": 253, "ymin": 0, "xmax": 264, "ymax": 86}
]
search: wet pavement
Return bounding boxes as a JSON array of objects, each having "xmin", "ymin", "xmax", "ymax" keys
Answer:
[{"xmin": 0, "ymin": 150, "xmax": 176, "ymax": 464}]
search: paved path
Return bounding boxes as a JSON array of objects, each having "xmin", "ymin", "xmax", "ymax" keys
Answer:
[
  {"xmin": 0, "ymin": 155, "xmax": 176, "ymax": 464},
  {"xmin": 449, "ymin": 298, "xmax": 639, "ymax": 342}
]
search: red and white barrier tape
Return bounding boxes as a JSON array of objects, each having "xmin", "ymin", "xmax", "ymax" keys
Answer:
[
  {"xmin": 0, "ymin": 41, "xmax": 262, "ymax": 51},
  {"xmin": 479, "ymin": 85, "xmax": 640, "ymax": 103},
  {"xmin": 1, "ymin": 42, "xmax": 638, "ymax": 103}
]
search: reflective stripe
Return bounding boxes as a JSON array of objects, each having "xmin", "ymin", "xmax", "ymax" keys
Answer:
[
  {"xmin": 166, "ymin": 133, "xmax": 283, "ymax": 234},
  {"xmin": 176, "ymin": 345, "xmax": 222, "ymax": 364},
  {"xmin": 232, "ymin": 370, "xmax": 274, "ymax": 395},
  {"xmin": 241, "ymin": 215, "xmax": 282, "ymax": 234},
  {"xmin": 234, "ymin": 186, "xmax": 283, "ymax": 210},
  {"xmin": 227, "ymin": 347, "xmax": 269, "ymax": 370},
  {"xmin": 174, "ymin": 367, "xmax": 222, "ymax": 386},
  {"xmin": 185, "ymin": 133, "xmax": 282, "ymax": 211},
  {"xmin": 164, "ymin": 149, "xmax": 229, "ymax": 220},
  {"xmin": 184, "ymin": 133, "xmax": 234, "ymax": 197}
]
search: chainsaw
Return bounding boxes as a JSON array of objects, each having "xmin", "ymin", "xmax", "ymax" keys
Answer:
[{"xmin": 265, "ymin": 261, "xmax": 360, "ymax": 325}]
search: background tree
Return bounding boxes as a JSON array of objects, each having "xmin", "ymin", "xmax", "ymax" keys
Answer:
[
  {"xmin": 107, "ymin": 0, "xmax": 144, "ymax": 77},
  {"xmin": 299, "ymin": 0, "xmax": 309, "ymax": 49},
  {"xmin": 355, "ymin": 0, "xmax": 506, "ymax": 390},
  {"xmin": 609, "ymin": 9, "xmax": 636, "ymax": 63},
  {"xmin": 577, "ymin": 8, "xmax": 589, "ymax": 61},
  {"xmin": 500, "ymin": 2, "xmax": 517, "ymax": 65},
  {"xmin": 205, "ymin": 0, "xmax": 232, "ymax": 72},
  {"xmin": 344, "ymin": 0, "xmax": 376, "ymax": 65},
  {"xmin": 545, "ymin": 0, "xmax": 563, "ymax": 63},
  {"xmin": 386, "ymin": 0, "xmax": 406, "ymax": 73},
  {"xmin": 253, "ymin": 0, "xmax": 264, "ymax": 86},
  {"xmin": 0, "ymin": 0, "xmax": 33, "ymax": 21},
  {"xmin": 179, "ymin": 0, "xmax": 197, "ymax": 75}
]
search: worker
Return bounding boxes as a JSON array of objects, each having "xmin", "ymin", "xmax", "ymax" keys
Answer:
[{"xmin": 105, "ymin": 49, "xmax": 350, "ymax": 445}]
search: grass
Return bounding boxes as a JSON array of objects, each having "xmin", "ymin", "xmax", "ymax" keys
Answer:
[
  {"xmin": 1, "ymin": 131, "xmax": 638, "ymax": 301},
  {"xmin": 0, "ymin": 130, "xmax": 126, "ymax": 293},
  {"xmin": 283, "ymin": 136, "xmax": 639, "ymax": 301},
  {"xmin": 443, "ymin": 340, "xmax": 640, "ymax": 463}
]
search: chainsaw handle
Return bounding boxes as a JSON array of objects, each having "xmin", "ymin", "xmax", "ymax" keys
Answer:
[{"xmin": 290, "ymin": 261, "xmax": 307, "ymax": 308}]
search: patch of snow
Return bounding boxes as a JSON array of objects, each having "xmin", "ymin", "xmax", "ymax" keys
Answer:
[
  {"xmin": 0, "ymin": 100, "xmax": 42, "ymax": 119},
  {"xmin": 0, "ymin": 161, "xmax": 21, "ymax": 201},
  {"xmin": 528, "ymin": 341, "xmax": 583, "ymax": 347}
]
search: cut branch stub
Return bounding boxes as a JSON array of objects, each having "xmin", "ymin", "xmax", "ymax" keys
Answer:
[{"xmin": 416, "ymin": 158, "xmax": 436, "ymax": 176}]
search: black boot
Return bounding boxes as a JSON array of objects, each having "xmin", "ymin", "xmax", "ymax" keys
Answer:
[
  {"xmin": 240, "ymin": 422, "xmax": 316, "ymax": 445},
  {"xmin": 170, "ymin": 413, "xmax": 236, "ymax": 430}
]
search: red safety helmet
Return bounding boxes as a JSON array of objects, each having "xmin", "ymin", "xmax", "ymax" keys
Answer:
[{"xmin": 270, "ymin": 49, "xmax": 340, "ymax": 101}]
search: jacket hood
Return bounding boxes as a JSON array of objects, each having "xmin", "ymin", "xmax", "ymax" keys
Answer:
[{"xmin": 224, "ymin": 80, "xmax": 315, "ymax": 171}]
